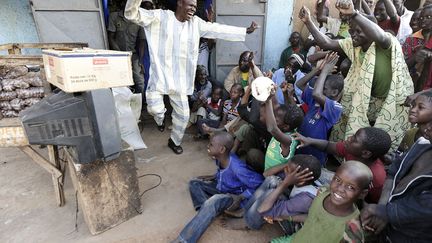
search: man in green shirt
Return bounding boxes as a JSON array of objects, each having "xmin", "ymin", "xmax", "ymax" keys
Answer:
[{"xmin": 299, "ymin": 0, "xmax": 413, "ymax": 149}]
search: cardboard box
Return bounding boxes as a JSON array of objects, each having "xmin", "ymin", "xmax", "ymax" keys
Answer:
[{"xmin": 42, "ymin": 49, "xmax": 133, "ymax": 92}]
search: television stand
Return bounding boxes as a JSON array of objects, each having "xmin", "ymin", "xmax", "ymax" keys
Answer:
[{"xmin": 64, "ymin": 143, "xmax": 141, "ymax": 235}]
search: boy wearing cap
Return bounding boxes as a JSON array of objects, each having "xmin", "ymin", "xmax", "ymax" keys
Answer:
[{"xmin": 272, "ymin": 53, "xmax": 306, "ymax": 105}]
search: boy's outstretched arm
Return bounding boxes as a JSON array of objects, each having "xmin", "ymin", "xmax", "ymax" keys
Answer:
[
  {"xmin": 378, "ymin": 178, "xmax": 393, "ymax": 204},
  {"xmin": 264, "ymin": 94, "xmax": 292, "ymax": 146},
  {"xmin": 263, "ymin": 163, "xmax": 286, "ymax": 177},
  {"xmin": 241, "ymin": 85, "xmax": 252, "ymax": 105},
  {"xmin": 295, "ymin": 67, "xmax": 321, "ymax": 92},
  {"xmin": 337, "ymin": 0, "xmax": 391, "ymax": 49},
  {"xmin": 312, "ymin": 52, "xmax": 339, "ymax": 106},
  {"xmin": 293, "ymin": 133, "xmax": 338, "ymax": 155},
  {"xmin": 299, "ymin": 6, "xmax": 343, "ymax": 53}
]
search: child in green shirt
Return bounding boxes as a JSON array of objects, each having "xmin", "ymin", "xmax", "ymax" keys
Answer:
[
  {"xmin": 272, "ymin": 161, "xmax": 372, "ymax": 243},
  {"xmin": 263, "ymin": 92, "xmax": 304, "ymax": 177}
]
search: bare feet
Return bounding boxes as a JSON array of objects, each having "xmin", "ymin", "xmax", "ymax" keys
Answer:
[
  {"xmin": 225, "ymin": 194, "xmax": 243, "ymax": 212},
  {"xmin": 224, "ymin": 208, "xmax": 245, "ymax": 218},
  {"xmin": 201, "ymin": 123, "xmax": 215, "ymax": 135},
  {"xmin": 221, "ymin": 217, "xmax": 249, "ymax": 230}
]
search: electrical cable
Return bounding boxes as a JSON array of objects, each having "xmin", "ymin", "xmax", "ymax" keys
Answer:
[{"xmin": 137, "ymin": 174, "xmax": 162, "ymax": 198}]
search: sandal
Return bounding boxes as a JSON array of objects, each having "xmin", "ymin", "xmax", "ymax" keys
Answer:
[
  {"xmin": 168, "ymin": 138, "xmax": 183, "ymax": 154},
  {"xmin": 157, "ymin": 121, "xmax": 165, "ymax": 132}
]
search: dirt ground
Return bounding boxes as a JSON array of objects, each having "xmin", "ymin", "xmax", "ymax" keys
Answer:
[{"xmin": 0, "ymin": 114, "xmax": 282, "ymax": 243}]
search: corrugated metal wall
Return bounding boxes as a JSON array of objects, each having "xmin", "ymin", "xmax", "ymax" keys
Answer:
[{"xmin": 0, "ymin": 0, "xmax": 40, "ymax": 54}]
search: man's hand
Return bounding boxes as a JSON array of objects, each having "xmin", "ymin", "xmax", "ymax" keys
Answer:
[
  {"xmin": 282, "ymin": 164, "xmax": 314, "ymax": 187},
  {"xmin": 336, "ymin": 0, "xmax": 355, "ymax": 16},
  {"xmin": 246, "ymin": 21, "xmax": 258, "ymax": 34},
  {"xmin": 292, "ymin": 132, "xmax": 311, "ymax": 148},
  {"xmin": 299, "ymin": 6, "xmax": 311, "ymax": 23}
]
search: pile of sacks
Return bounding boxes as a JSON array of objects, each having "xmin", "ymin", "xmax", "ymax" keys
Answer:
[{"xmin": 0, "ymin": 65, "xmax": 45, "ymax": 119}]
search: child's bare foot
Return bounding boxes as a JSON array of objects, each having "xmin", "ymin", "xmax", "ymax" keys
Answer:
[
  {"xmin": 202, "ymin": 123, "xmax": 215, "ymax": 135},
  {"xmin": 224, "ymin": 208, "xmax": 245, "ymax": 218},
  {"xmin": 224, "ymin": 194, "xmax": 243, "ymax": 213},
  {"xmin": 221, "ymin": 217, "xmax": 249, "ymax": 230}
]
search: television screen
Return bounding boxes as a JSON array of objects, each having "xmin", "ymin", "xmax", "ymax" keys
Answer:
[{"xmin": 20, "ymin": 89, "xmax": 121, "ymax": 164}]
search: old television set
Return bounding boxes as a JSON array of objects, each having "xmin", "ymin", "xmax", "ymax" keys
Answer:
[{"xmin": 20, "ymin": 89, "xmax": 121, "ymax": 164}]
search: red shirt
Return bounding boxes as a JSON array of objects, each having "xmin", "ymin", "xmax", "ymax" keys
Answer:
[
  {"xmin": 378, "ymin": 18, "xmax": 400, "ymax": 36},
  {"xmin": 335, "ymin": 141, "xmax": 386, "ymax": 203},
  {"xmin": 403, "ymin": 31, "xmax": 432, "ymax": 90},
  {"xmin": 424, "ymin": 37, "xmax": 432, "ymax": 89}
]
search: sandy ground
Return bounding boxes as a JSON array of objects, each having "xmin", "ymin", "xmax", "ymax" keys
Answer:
[{"xmin": 0, "ymin": 115, "xmax": 282, "ymax": 243}]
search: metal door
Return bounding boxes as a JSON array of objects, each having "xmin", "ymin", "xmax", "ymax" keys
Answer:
[
  {"xmin": 30, "ymin": 0, "xmax": 108, "ymax": 49},
  {"xmin": 213, "ymin": 0, "xmax": 267, "ymax": 84}
]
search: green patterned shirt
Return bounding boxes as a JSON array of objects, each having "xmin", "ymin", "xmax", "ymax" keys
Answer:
[{"xmin": 264, "ymin": 132, "xmax": 298, "ymax": 171}]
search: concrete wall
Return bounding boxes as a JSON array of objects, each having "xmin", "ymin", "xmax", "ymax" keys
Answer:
[
  {"xmin": 262, "ymin": 0, "xmax": 294, "ymax": 71},
  {"xmin": 292, "ymin": 0, "xmax": 340, "ymax": 39},
  {"xmin": 262, "ymin": 0, "xmax": 339, "ymax": 71},
  {"xmin": 0, "ymin": 0, "xmax": 40, "ymax": 54}
]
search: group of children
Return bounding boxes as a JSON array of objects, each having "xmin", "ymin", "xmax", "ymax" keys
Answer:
[
  {"xmin": 172, "ymin": 0, "xmax": 432, "ymax": 242},
  {"xmin": 175, "ymin": 57, "xmax": 432, "ymax": 243}
]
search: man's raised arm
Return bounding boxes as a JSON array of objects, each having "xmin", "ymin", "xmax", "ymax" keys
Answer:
[
  {"xmin": 299, "ymin": 6, "xmax": 343, "ymax": 53},
  {"xmin": 337, "ymin": 0, "xmax": 391, "ymax": 49},
  {"xmin": 125, "ymin": 0, "xmax": 157, "ymax": 26}
]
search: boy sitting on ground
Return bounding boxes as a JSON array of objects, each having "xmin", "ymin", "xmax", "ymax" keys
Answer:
[
  {"xmin": 222, "ymin": 154, "xmax": 320, "ymax": 232},
  {"xmin": 263, "ymin": 89, "xmax": 305, "ymax": 176},
  {"xmin": 223, "ymin": 89, "xmax": 305, "ymax": 218},
  {"xmin": 294, "ymin": 127, "xmax": 392, "ymax": 203},
  {"xmin": 271, "ymin": 161, "xmax": 372, "ymax": 243},
  {"xmin": 173, "ymin": 132, "xmax": 264, "ymax": 243},
  {"xmin": 202, "ymin": 83, "xmax": 244, "ymax": 135},
  {"xmin": 193, "ymin": 86, "xmax": 223, "ymax": 138},
  {"xmin": 295, "ymin": 52, "xmax": 344, "ymax": 165}
]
